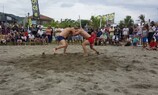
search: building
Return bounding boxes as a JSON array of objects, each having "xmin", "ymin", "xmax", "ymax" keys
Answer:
[
  {"xmin": 0, "ymin": 12, "xmax": 23, "ymax": 23},
  {"xmin": 29, "ymin": 14, "xmax": 53, "ymax": 25}
]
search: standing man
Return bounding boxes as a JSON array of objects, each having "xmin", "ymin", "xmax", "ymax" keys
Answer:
[{"xmin": 46, "ymin": 25, "xmax": 53, "ymax": 43}]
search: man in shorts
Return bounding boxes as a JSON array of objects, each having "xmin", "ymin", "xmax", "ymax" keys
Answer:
[
  {"xmin": 77, "ymin": 28, "xmax": 99, "ymax": 56},
  {"xmin": 53, "ymin": 27, "xmax": 78, "ymax": 54}
]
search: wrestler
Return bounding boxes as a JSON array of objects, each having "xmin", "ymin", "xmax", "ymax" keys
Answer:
[{"xmin": 53, "ymin": 27, "xmax": 78, "ymax": 54}]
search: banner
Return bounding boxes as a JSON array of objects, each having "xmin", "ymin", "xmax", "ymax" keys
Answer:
[
  {"xmin": 31, "ymin": 0, "xmax": 40, "ymax": 19},
  {"xmin": 28, "ymin": 18, "xmax": 32, "ymax": 27},
  {"xmin": 108, "ymin": 13, "xmax": 115, "ymax": 24},
  {"xmin": 101, "ymin": 13, "xmax": 115, "ymax": 25}
]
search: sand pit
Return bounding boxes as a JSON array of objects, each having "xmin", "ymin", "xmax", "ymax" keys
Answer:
[
  {"xmin": 0, "ymin": 45, "xmax": 158, "ymax": 95},
  {"xmin": 14, "ymin": 53, "xmax": 118, "ymax": 73}
]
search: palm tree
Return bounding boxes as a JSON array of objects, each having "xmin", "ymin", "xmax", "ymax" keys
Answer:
[
  {"xmin": 124, "ymin": 16, "xmax": 134, "ymax": 27},
  {"xmin": 139, "ymin": 14, "xmax": 145, "ymax": 25},
  {"xmin": 118, "ymin": 16, "xmax": 134, "ymax": 28},
  {"xmin": 90, "ymin": 16, "xmax": 100, "ymax": 30}
]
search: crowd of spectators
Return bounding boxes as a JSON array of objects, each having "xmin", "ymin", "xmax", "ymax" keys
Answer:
[
  {"xmin": 93, "ymin": 21, "xmax": 158, "ymax": 50},
  {"xmin": 0, "ymin": 21, "xmax": 158, "ymax": 51},
  {"xmin": 0, "ymin": 22, "xmax": 54, "ymax": 45}
]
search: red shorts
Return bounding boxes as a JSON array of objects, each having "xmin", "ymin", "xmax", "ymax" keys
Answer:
[{"xmin": 87, "ymin": 36, "xmax": 95, "ymax": 44}]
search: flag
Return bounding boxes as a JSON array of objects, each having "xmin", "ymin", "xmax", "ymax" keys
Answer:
[{"xmin": 31, "ymin": 0, "xmax": 40, "ymax": 19}]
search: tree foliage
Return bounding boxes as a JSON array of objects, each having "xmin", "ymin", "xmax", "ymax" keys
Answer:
[
  {"xmin": 44, "ymin": 19, "xmax": 80, "ymax": 28},
  {"xmin": 80, "ymin": 19, "xmax": 90, "ymax": 28},
  {"xmin": 139, "ymin": 14, "xmax": 145, "ymax": 24},
  {"xmin": 90, "ymin": 16, "xmax": 100, "ymax": 30},
  {"xmin": 119, "ymin": 15, "xmax": 134, "ymax": 28}
]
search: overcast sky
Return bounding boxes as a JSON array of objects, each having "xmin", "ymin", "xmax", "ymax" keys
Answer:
[{"xmin": 0, "ymin": 0, "xmax": 158, "ymax": 23}]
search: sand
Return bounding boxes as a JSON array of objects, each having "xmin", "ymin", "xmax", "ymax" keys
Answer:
[{"xmin": 0, "ymin": 45, "xmax": 158, "ymax": 95}]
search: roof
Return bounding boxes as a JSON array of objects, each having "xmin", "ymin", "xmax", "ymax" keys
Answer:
[{"xmin": 29, "ymin": 14, "xmax": 53, "ymax": 21}]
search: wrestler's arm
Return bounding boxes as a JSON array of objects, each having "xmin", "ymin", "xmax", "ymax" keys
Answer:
[{"xmin": 72, "ymin": 29, "xmax": 80, "ymax": 36}]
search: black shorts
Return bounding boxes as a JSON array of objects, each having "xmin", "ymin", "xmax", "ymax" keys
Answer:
[{"xmin": 57, "ymin": 36, "xmax": 65, "ymax": 41}]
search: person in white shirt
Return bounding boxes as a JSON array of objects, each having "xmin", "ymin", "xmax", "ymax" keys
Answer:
[
  {"xmin": 123, "ymin": 26, "xmax": 129, "ymax": 41},
  {"xmin": 28, "ymin": 33, "xmax": 35, "ymax": 42},
  {"xmin": 38, "ymin": 28, "xmax": 44, "ymax": 37}
]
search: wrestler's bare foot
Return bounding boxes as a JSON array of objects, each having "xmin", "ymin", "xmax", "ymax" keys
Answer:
[
  {"xmin": 96, "ymin": 51, "xmax": 100, "ymax": 55},
  {"xmin": 53, "ymin": 48, "xmax": 57, "ymax": 54}
]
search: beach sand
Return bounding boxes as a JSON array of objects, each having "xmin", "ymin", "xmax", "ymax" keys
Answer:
[{"xmin": 0, "ymin": 45, "xmax": 158, "ymax": 95}]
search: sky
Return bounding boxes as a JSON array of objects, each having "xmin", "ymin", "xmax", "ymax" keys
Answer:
[{"xmin": 0, "ymin": 0, "xmax": 158, "ymax": 23}]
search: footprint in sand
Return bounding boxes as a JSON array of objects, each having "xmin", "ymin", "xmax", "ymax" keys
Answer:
[
  {"xmin": 114, "ymin": 88, "xmax": 121, "ymax": 93},
  {"xmin": 0, "ymin": 79, "xmax": 7, "ymax": 84},
  {"xmin": 153, "ymin": 57, "xmax": 158, "ymax": 59},
  {"xmin": 37, "ymin": 83, "xmax": 54, "ymax": 91},
  {"xmin": 132, "ymin": 60, "xmax": 142, "ymax": 64},
  {"xmin": 77, "ymin": 77, "xmax": 91, "ymax": 83},
  {"xmin": 149, "ymin": 70, "xmax": 157, "ymax": 74},
  {"xmin": 129, "ymin": 83, "xmax": 152, "ymax": 89}
]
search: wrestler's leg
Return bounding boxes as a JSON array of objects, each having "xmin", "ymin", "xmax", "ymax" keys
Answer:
[
  {"xmin": 53, "ymin": 40, "xmax": 67, "ymax": 54},
  {"xmin": 82, "ymin": 40, "xmax": 89, "ymax": 56}
]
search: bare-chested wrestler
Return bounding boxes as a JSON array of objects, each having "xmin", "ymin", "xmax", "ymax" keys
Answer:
[
  {"xmin": 53, "ymin": 27, "xmax": 78, "ymax": 54},
  {"xmin": 77, "ymin": 28, "xmax": 99, "ymax": 56}
]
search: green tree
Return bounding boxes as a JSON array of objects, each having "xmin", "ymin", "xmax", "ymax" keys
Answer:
[
  {"xmin": 118, "ymin": 16, "xmax": 134, "ymax": 28},
  {"xmin": 58, "ymin": 19, "xmax": 80, "ymax": 28},
  {"xmin": 50, "ymin": 20, "xmax": 59, "ymax": 28},
  {"xmin": 139, "ymin": 14, "xmax": 145, "ymax": 25},
  {"xmin": 118, "ymin": 20, "xmax": 125, "ymax": 28},
  {"xmin": 90, "ymin": 16, "xmax": 100, "ymax": 30},
  {"xmin": 80, "ymin": 19, "xmax": 90, "ymax": 28},
  {"xmin": 124, "ymin": 16, "xmax": 134, "ymax": 27}
]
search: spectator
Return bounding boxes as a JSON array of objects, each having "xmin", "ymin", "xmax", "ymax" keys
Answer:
[
  {"xmin": 31, "ymin": 24, "xmax": 38, "ymax": 36},
  {"xmin": 109, "ymin": 26, "xmax": 114, "ymax": 44},
  {"xmin": 0, "ymin": 34, "xmax": 6, "ymax": 45},
  {"xmin": 129, "ymin": 26, "xmax": 134, "ymax": 38},
  {"xmin": 46, "ymin": 25, "xmax": 53, "ymax": 43},
  {"xmin": 146, "ymin": 38, "xmax": 157, "ymax": 50},
  {"xmin": 38, "ymin": 28, "xmax": 44, "ymax": 37},
  {"xmin": 132, "ymin": 35, "xmax": 139, "ymax": 48},
  {"xmin": 16, "ymin": 32, "xmax": 22, "ymax": 45},
  {"xmin": 142, "ymin": 27, "xmax": 148, "ymax": 49},
  {"xmin": 123, "ymin": 26, "xmax": 129, "ymax": 41},
  {"xmin": 153, "ymin": 28, "xmax": 158, "ymax": 47},
  {"xmin": 21, "ymin": 34, "xmax": 27, "ymax": 45},
  {"xmin": 148, "ymin": 25, "xmax": 155, "ymax": 43},
  {"xmin": 133, "ymin": 25, "xmax": 138, "ymax": 35},
  {"xmin": 28, "ymin": 33, "xmax": 35, "ymax": 44},
  {"xmin": 114, "ymin": 26, "xmax": 121, "ymax": 46},
  {"xmin": 35, "ymin": 33, "xmax": 41, "ymax": 45},
  {"xmin": 12, "ymin": 24, "xmax": 19, "ymax": 32},
  {"xmin": 99, "ymin": 31, "xmax": 108, "ymax": 45}
]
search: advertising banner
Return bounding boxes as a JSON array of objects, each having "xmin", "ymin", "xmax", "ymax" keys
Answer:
[{"xmin": 31, "ymin": 0, "xmax": 40, "ymax": 19}]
